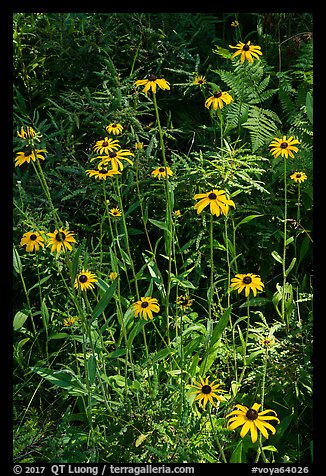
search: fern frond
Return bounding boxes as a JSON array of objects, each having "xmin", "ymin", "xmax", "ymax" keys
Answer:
[{"xmin": 242, "ymin": 107, "xmax": 281, "ymax": 152}]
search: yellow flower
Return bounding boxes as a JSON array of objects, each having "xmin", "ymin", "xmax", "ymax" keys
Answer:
[
  {"xmin": 177, "ymin": 294, "xmax": 194, "ymax": 311},
  {"xmin": 46, "ymin": 228, "xmax": 76, "ymax": 253},
  {"xmin": 230, "ymin": 273, "xmax": 264, "ymax": 298},
  {"xmin": 226, "ymin": 403, "xmax": 280, "ymax": 443},
  {"xmin": 194, "ymin": 190, "xmax": 235, "ymax": 216},
  {"xmin": 135, "ymin": 75, "xmax": 170, "ymax": 94},
  {"xmin": 174, "ymin": 210, "xmax": 181, "ymax": 217},
  {"xmin": 15, "ymin": 148, "xmax": 47, "ymax": 167},
  {"xmin": 63, "ymin": 316, "xmax": 78, "ymax": 327},
  {"xmin": 109, "ymin": 272, "xmax": 118, "ymax": 281},
  {"xmin": 290, "ymin": 171, "xmax": 307, "ymax": 183},
  {"xmin": 109, "ymin": 208, "xmax": 121, "ymax": 217},
  {"xmin": 231, "ymin": 20, "xmax": 240, "ymax": 28},
  {"xmin": 105, "ymin": 123, "xmax": 123, "ymax": 135},
  {"xmin": 133, "ymin": 296, "xmax": 160, "ymax": 320},
  {"xmin": 85, "ymin": 166, "xmax": 121, "ymax": 180},
  {"xmin": 93, "ymin": 137, "xmax": 120, "ymax": 155},
  {"xmin": 269, "ymin": 135, "xmax": 300, "ymax": 159},
  {"xmin": 151, "ymin": 166, "xmax": 173, "ymax": 180},
  {"xmin": 20, "ymin": 231, "xmax": 45, "ymax": 252},
  {"xmin": 74, "ymin": 269, "xmax": 98, "ymax": 291},
  {"xmin": 135, "ymin": 142, "xmax": 144, "ymax": 150},
  {"xmin": 17, "ymin": 126, "xmax": 38, "ymax": 140},
  {"xmin": 205, "ymin": 91, "xmax": 233, "ymax": 110},
  {"xmin": 189, "ymin": 376, "xmax": 226, "ymax": 409},
  {"xmin": 193, "ymin": 75, "xmax": 207, "ymax": 86},
  {"xmin": 229, "ymin": 41, "xmax": 263, "ymax": 63},
  {"xmin": 92, "ymin": 149, "xmax": 134, "ymax": 171}
]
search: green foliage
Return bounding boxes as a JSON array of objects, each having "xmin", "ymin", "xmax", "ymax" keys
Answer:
[{"xmin": 13, "ymin": 12, "xmax": 313, "ymax": 465}]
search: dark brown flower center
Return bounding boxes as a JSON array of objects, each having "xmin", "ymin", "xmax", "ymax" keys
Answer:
[
  {"xmin": 198, "ymin": 79, "xmax": 204, "ymax": 84},
  {"xmin": 109, "ymin": 151, "xmax": 117, "ymax": 158},
  {"xmin": 246, "ymin": 408, "xmax": 258, "ymax": 420},
  {"xmin": 180, "ymin": 299, "xmax": 189, "ymax": 306},
  {"xmin": 201, "ymin": 385, "xmax": 211, "ymax": 394},
  {"xmin": 79, "ymin": 274, "xmax": 88, "ymax": 283},
  {"xmin": 280, "ymin": 142, "xmax": 288, "ymax": 149},
  {"xmin": 243, "ymin": 44, "xmax": 250, "ymax": 51},
  {"xmin": 243, "ymin": 276, "xmax": 252, "ymax": 284},
  {"xmin": 213, "ymin": 91, "xmax": 222, "ymax": 98},
  {"xmin": 24, "ymin": 150, "xmax": 31, "ymax": 156},
  {"xmin": 55, "ymin": 232, "xmax": 66, "ymax": 242},
  {"xmin": 208, "ymin": 192, "xmax": 217, "ymax": 200},
  {"xmin": 296, "ymin": 173, "xmax": 302, "ymax": 178},
  {"xmin": 148, "ymin": 74, "xmax": 158, "ymax": 81},
  {"xmin": 99, "ymin": 169, "xmax": 108, "ymax": 174},
  {"xmin": 102, "ymin": 141, "xmax": 108, "ymax": 147},
  {"xmin": 141, "ymin": 301, "xmax": 149, "ymax": 308},
  {"xmin": 159, "ymin": 167, "xmax": 165, "ymax": 173},
  {"xmin": 30, "ymin": 234, "xmax": 37, "ymax": 241}
]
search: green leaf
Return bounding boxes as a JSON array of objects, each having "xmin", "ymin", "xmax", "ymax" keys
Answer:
[
  {"xmin": 235, "ymin": 214, "xmax": 263, "ymax": 229},
  {"xmin": 148, "ymin": 218, "xmax": 171, "ymax": 234},
  {"xmin": 306, "ymin": 91, "xmax": 313, "ymax": 124},
  {"xmin": 87, "ymin": 355, "xmax": 97, "ymax": 385},
  {"xmin": 209, "ymin": 306, "xmax": 232, "ymax": 347},
  {"xmin": 31, "ymin": 367, "xmax": 87, "ymax": 395},
  {"xmin": 92, "ymin": 280, "xmax": 117, "ymax": 318},
  {"xmin": 13, "ymin": 311, "xmax": 28, "ymax": 330},
  {"xmin": 13, "ymin": 246, "xmax": 22, "ymax": 274},
  {"xmin": 230, "ymin": 439, "xmax": 243, "ymax": 463},
  {"xmin": 271, "ymin": 250, "xmax": 283, "ymax": 264},
  {"xmin": 285, "ymin": 257, "xmax": 296, "ymax": 277}
]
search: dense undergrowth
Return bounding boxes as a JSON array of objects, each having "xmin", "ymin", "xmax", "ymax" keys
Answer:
[{"xmin": 13, "ymin": 12, "xmax": 313, "ymax": 464}]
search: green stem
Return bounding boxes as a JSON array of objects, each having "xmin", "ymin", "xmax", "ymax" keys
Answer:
[
  {"xmin": 208, "ymin": 406, "xmax": 227, "ymax": 463},
  {"xmin": 282, "ymin": 157, "xmax": 288, "ymax": 329}
]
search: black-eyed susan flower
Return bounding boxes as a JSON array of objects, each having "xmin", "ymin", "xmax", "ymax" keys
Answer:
[
  {"xmin": 47, "ymin": 228, "xmax": 76, "ymax": 253},
  {"xmin": 205, "ymin": 91, "xmax": 233, "ymax": 110},
  {"xmin": 109, "ymin": 207, "xmax": 121, "ymax": 217},
  {"xmin": 74, "ymin": 269, "xmax": 98, "ymax": 291},
  {"xmin": 109, "ymin": 272, "xmax": 118, "ymax": 281},
  {"xmin": 231, "ymin": 20, "xmax": 240, "ymax": 28},
  {"xmin": 151, "ymin": 166, "xmax": 173, "ymax": 180},
  {"xmin": 177, "ymin": 294, "xmax": 194, "ymax": 311},
  {"xmin": 133, "ymin": 296, "xmax": 160, "ymax": 320},
  {"xmin": 226, "ymin": 403, "xmax": 280, "ymax": 443},
  {"xmin": 93, "ymin": 137, "xmax": 120, "ymax": 155},
  {"xmin": 94, "ymin": 149, "xmax": 134, "ymax": 171},
  {"xmin": 290, "ymin": 171, "xmax": 307, "ymax": 183},
  {"xmin": 105, "ymin": 123, "xmax": 123, "ymax": 135},
  {"xmin": 20, "ymin": 231, "xmax": 45, "ymax": 252},
  {"xmin": 63, "ymin": 316, "xmax": 78, "ymax": 327},
  {"xmin": 189, "ymin": 376, "xmax": 226, "ymax": 409},
  {"xmin": 230, "ymin": 273, "xmax": 264, "ymax": 297},
  {"xmin": 194, "ymin": 190, "xmax": 235, "ymax": 217},
  {"xmin": 269, "ymin": 135, "xmax": 300, "ymax": 159},
  {"xmin": 17, "ymin": 126, "xmax": 39, "ymax": 141},
  {"xmin": 135, "ymin": 142, "xmax": 144, "ymax": 150},
  {"xmin": 174, "ymin": 210, "xmax": 181, "ymax": 217},
  {"xmin": 85, "ymin": 166, "xmax": 121, "ymax": 181},
  {"xmin": 229, "ymin": 41, "xmax": 263, "ymax": 63},
  {"xmin": 193, "ymin": 75, "xmax": 207, "ymax": 86},
  {"xmin": 15, "ymin": 148, "xmax": 47, "ymax": 167},
  {"xmin": 135, "ymin": 75, "xmax": 170, "ymax": 94},
  {"xmin": 261, "ymin": 337, "xmax": 274, "ymax": 347}
]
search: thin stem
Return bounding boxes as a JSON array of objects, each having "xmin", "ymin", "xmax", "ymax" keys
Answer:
[
  {"xmin": 208, "ymin": 406, "xmax": 227, "ymax": 463},
  {"xmin": 282, "ymin": 157, "xmax": 288, "ymax": 329}
]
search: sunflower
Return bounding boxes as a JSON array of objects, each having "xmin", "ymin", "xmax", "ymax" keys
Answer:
[
  {"xmin": 74, "ymin": 269, "xmax": 98, "ymax": 291},
  {"xmin": 133, "ymin": 296, "xmax": 160, "ymax": 320},
  {"xmin": 177, "ymin": 294, "xmax": 194, "ymax": 311},
  {"xmin": 93, "ymin": 137, "xmax": 120, "ymax": 155},
  {"xmin": 189, "ymin": 376, "xmax": 225, "ymax": 409},
  {"xmin": 226, "ymin": 403, "xmax": 280, "ymax": 443},
  {"xmin": 290, "ymin": 171, "xmax": 307, "ymax": 183},
  {"xmin": 109, "ymin": 208, "xmax": 121, "ymax": 217},
  {"xmin": 269, "ymin": 135, "xmax": 300, "ymax": 159},
  {"xmin": 205, "ymin": 91, "xmax": 233, "ymax": 110},
  {"xmin": 47, "ymin": 228, "xmax": 76, "ymax": 253},
  {"xmin": 20, "ymin": 231, "xmax": 45, "ymax": 252},
  {"xmin": 194, "ymin": 190, "xmax": 235, "ymax": 217},
  {"xmin": 135, "ymin": 75, "xmax": 170, "ymax": 94},
  {"xmin": 151, "ymin": 166, "xmax": 173, "ymax": 180},
  {"xmin": 15, "ymin": 148, "xmax": 47, "ymax": 167},
  {"xmin": 229, "ymin": 41, "xmax": 263, "ymax": 63},
  {"xmin": 230, "ymin": 273, "xmax": 264, "ymax": 297},
  {"xmin": 94, "ymin": 149, "xmax": 134, "ymax": 171},
  {"xmin": 193, "ymin": 75, "xmax": 207, "ymax": 86},
  {"xmin": 105, "ymin": 123, "xmax": 123, "ymax": 135},
  {"xmin": 85, "ymin": 166, "xmax": 121, "ymax": 180}
]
